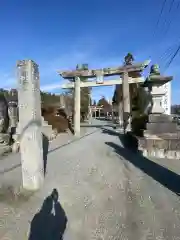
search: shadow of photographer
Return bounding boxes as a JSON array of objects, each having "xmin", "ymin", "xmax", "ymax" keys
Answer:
[{"xmin": 29, "ymin": 188, "xmax": 67, "ymax": 240}]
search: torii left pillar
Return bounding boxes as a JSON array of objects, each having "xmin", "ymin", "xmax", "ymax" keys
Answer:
[{"xmin": 74, "ymin": 64, "xmax": 89, "ymax": 136}]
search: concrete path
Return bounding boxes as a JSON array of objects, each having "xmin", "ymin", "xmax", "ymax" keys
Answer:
[
  {"xmin": 0, "ymin": 120, "xmax": 106, "ymax": 187},
  {"xmin": 0, "ymin": 122, "xmax": 180, "ymax": 239}
]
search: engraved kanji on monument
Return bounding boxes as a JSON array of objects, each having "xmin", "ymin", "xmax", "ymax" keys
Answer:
[{"xmin": 16, "ymin": 60, "xmax": 44, "ymax": 190}]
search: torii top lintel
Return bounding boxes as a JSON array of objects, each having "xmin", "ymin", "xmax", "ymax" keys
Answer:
[{"xmin": 58, "ymin": 60, "xmax": 151, "ymax": 79}]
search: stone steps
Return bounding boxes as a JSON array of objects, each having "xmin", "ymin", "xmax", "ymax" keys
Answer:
[{"xmin": 41, "ymin": 117, "xmax": 57, "ymax": 140}]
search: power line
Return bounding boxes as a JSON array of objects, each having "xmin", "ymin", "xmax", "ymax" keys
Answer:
[
  {"xmin": 151, "ymin": 0, "xmax": 169, "ymax": 60},
  {"xmin": 153, "ymin": 0, "xmax": 168, "ymax": 37},
  {"xmin": 168, "ymin": 0, "xmax": 175, "ymax": 13},
  {"xmin": 163, "ymin": 1, "xmax": 180, "ymax": 67},
  {"xmin": 161, "ymin": 48, "xmax": 176, "ymax": 70},
  {"xmin": 150, "ymin": 0, "xmax": 180, "ymax": 70},
  {"xmin": 159, "ymin": 43, "xmax": 178, "ymax": 64},
  {"xmin": 164, "ymin": 42, "xmax": 180, "ymax": 71},
  {"xmin": 164, "ymin": 0, "xmax": 179, "ymax": 36},
  {"xmin": 159, "ymin": 45, "xmax": 174, "ymax": 61},
  {"xmin": 153, "ymin": 0, "xmax": 179, "ymax": 41},
  {"xmin": 152, "ymin": 0, "xmax": 180, "ymax": 67}
]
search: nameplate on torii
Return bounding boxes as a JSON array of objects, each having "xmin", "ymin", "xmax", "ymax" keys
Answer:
[
  {"xmin": 96, "ymin": 75, "xmax": 104, "ymax": 84},
  {"xmin": 95, "ymin": 70, "xmax": 104, "ymax": 84}
]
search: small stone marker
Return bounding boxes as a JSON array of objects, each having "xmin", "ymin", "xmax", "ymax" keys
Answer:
[
  {"xmin": 16, "ymin": 60, "xmax": 44, "ymax": 190},
  {"xmin": 8, "ymin": 89, "xmax": 18, "ymax": 131}
]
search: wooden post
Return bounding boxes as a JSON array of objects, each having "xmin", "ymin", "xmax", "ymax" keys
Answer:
[
  {"xmin": 74, "ymin": 76, "xmax": 81, "ymax": 136},
  {"xmin": 122, "ymin": 71, "xmax": 131, "ymax": 133}
]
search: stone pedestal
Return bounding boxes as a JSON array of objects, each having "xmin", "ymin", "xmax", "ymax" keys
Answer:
[
  {"xmin": 16, "ymin": 60, "xmax": 44, "ymax": 190},
  {"xmin": 138, "ymin": 114, "xmax": 180, "ymax": 160},
  {"xmin": 145, "ymin": 114, "xmax": 177, "ymax": 135},
  {"xmin": 138, "ymin": 131, "xmax": 180, "ymax": 160}
]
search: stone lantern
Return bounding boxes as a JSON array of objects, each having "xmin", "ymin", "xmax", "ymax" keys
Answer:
[
  {"xmin": 144, "ymin": 64, "xmax": 172, "ymax": 116},
  {"xmin": 137, "ymin": 65, "xmax": 180, "ymax": 159}
]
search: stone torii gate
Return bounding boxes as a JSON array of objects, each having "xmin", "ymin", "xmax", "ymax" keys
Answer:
[{"xmin": 58, "ymin": 60, "xmax": 150, "ymax": 136}]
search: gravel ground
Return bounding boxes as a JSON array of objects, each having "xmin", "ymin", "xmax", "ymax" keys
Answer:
[{"xmin": 0, "ymin": 121, "xmax": 180, "ymax": 239}]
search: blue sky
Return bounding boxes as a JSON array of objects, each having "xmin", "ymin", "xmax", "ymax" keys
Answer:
[{"xmin": 0, "ymin": 0, "xmax": 180, "ymax": 103}]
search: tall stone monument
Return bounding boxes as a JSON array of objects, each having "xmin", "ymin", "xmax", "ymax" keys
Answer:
[{"xmin": 16, "ymin": 60, "xmax": 44, "ymax": 190}]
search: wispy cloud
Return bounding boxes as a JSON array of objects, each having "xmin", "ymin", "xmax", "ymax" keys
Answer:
[
  {"xmin": 39, "ymin": 50, "xmax": 93, "ymax": 92},
  {"xmin": 0, "ymin": 72, "xmax": 15, "ymax": 89},
  {"xmin": 41, "ymin": 82, "xmax": 66, "ymax": 92}
]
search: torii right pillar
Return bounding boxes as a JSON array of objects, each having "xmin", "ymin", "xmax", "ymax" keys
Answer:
[
  {"xmin": 74, "ymin": 76, "xmax": 81, "ymax": 136},
  {"xmin": 122, "ymin": 71, "xmax": 131, "ymax": 133}
]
